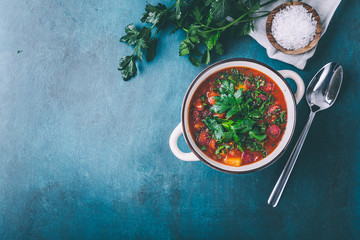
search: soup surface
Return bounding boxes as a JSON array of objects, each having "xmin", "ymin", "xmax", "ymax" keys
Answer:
[{"xmin": 188, "ymin": 67, "xmax": 287, "ymax": 167}]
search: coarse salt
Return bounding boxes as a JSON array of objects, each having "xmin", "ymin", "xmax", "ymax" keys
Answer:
[{"xmin": 271, "ymin": 5, "xmax": 317, "ymax": 50}]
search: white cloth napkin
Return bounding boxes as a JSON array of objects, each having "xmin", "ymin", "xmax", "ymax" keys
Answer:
[{"xmin": 249, "ymin": 0, "xmax": 342, "ymax": 69}]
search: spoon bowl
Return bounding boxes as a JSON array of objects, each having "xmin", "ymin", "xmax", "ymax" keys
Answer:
[{"xmin": 306, "ymin": 62, "xmax": 343, "ymax": 112}]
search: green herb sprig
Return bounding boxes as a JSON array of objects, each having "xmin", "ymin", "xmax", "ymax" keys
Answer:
[{"xmin": 119, "ymin": 0, "xmax": 278, "ymax": 81}]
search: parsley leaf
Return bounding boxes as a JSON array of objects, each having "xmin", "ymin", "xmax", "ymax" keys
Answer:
[
  {"xmin": 141, "ymin": 3, "xmax": 167, "ymax": 26},
  {"xmin": 211, "ymin": 80, "xmax": 244, "ymax": 119},
  {"xmin": 234, "ymin": 88, "xmax": 243, "ymax": 99},
  {"xmin": 118, "ymin": 55, "xmax": 137, "ymax": 81},
  {"xmin": 120, "ymin": 24, "xmax": 140, "ymax": 45},
  {"xmin": 133, "ymin": 35, "xmax": 147, "ymax": 62},
  {"xmin": 179, "ymin": 38, "xmax": 193, "ymax": 56},
  {"xmin": 214, "ymin": 43, "xmax": 224, "ymax": 55},
  {"xmin": 203, "ymin": 116, "xmax": 225, "ymax": 141},
  {"xmin": 189, "ymin": 55, "xmax": 201, "ymax": 67},
  {"xmin": 211, "ymin": 95, "xmax": 233, "ymax": 113},
  {"xmin": 146, "ymin": 37, "xmax": 157, "ymax": 62},
  {"xmin": 221, "ymin": 120, "xmax": 234, "ymax": 131},
  {"xmin": 231, "ymin": 119, "xmax": 254, "ymax": 131},
  {"xmin": 207, "ymin": 0, "xmax": 228, "ymax": 24},
  {"xmin": 192, "ymin": 7, "xmax": 202, "ymax": 22},
  {"xmin": 220, "ymin": 80, "xmax": 234, "ymax": 94},
  {"xmin": 205, "ymin": 31, "xmax": 220, "ymax": 50},
  {"xmin": 249, "ymin": 131, "xmax": 267, "ymax": 142}
]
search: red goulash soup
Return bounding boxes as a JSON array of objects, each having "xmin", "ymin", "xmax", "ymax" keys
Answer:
[{"xmin": 188, "ymin": 67, "xmax": 287, "ymax": 167}]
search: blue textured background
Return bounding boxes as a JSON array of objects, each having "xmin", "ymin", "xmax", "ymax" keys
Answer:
[{"xmin": 0, "ymin": 0, "xmax": 359, "ymax": 239}]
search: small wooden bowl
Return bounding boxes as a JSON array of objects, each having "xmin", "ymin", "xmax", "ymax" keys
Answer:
[{"xmin": 266, "ymin": 1, "xmax": 322, "ymax": 55}]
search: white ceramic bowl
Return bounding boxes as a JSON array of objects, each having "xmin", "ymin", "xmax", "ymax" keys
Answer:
[{"xmin": 170, "ymin": 58, "xmax": 305, "ymax": 174}]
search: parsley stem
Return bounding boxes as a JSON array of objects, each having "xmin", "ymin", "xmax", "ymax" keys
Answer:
[
  {"xmin": 201, "ymin": 0, "xmax": 277, "ymax": 33},
  {"xmin": 260, "ymin": 0, "xmax": 278, "ymax": 8},
  {"xmin": 202, "ymin": 9, "xmax": 255, "ymax": 33},
  {"xmin": 184, "ymin": 11, "xmax": 268, "ymax": 34}
]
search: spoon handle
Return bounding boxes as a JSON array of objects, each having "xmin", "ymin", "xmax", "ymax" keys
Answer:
[{"xmin": 268, "ymin": 111, "xmax": 316, "ymax": 207}]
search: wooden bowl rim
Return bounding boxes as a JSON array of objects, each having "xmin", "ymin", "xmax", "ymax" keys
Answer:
[{"xmin": 266, "ymin": 1, "xmax": 322, "ymax": 55}]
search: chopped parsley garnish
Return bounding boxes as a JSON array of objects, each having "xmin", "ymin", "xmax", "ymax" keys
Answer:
[
  {"xmin": 275, "ymin": 110, "xmax": 287, "ymax": 125},
  {"xmin": 201, "ymin": 72, "xmax": 278, "ymax": 157}
]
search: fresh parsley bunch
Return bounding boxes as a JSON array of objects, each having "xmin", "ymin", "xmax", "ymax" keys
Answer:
[{"xmin": 119, "ymin": 0, "xmax": 278, "ymax": 81}]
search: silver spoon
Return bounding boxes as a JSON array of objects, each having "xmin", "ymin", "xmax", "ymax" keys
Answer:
[{"xmin": 268, "ymin": 62, "xmax": 344, "ymax": 207}]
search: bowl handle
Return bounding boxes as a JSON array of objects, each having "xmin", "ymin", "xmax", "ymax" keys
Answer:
[
  {"xmin": 169, "ymin": 123, "xmax": 200, "ymax": 161},
  {"xmin": 278, "ymin": 70, "xmax": 305, "ymax": 104}
]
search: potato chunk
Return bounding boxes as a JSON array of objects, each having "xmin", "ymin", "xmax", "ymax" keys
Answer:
[{"xmin": 223, "ymin": 157, "xmax": 241, "ymax": 167}]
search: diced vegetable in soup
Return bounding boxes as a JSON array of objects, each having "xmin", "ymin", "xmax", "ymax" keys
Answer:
[{"xmin": 188, "ymin": 67, "xmax": 287, "ymax": 167}]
